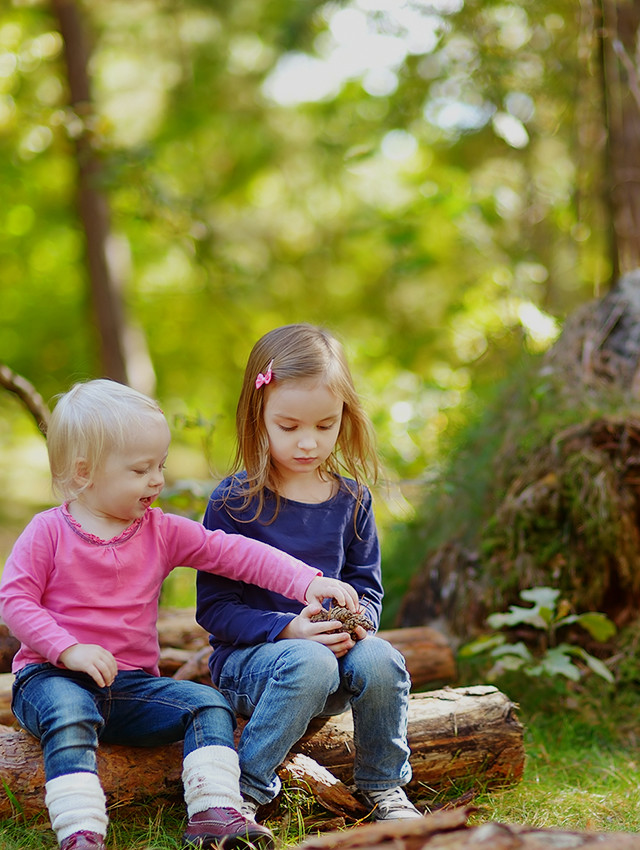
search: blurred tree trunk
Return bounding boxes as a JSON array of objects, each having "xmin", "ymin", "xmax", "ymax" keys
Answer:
[
  {"xmin": 50, "ymin": 0, "xmax": 155, "ymax": 393},
  {"xmin": 600, "ymin": 0, "xmax": 640, "ymax": 277}
]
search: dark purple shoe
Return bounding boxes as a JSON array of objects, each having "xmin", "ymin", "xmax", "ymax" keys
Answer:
[
  {"xmin": 59, "ymin": 832, "xmax": 106, "ymax": 850},
  {"xmin": 182, "ymin": 807, "xmax": 274, "ymax": 849}
]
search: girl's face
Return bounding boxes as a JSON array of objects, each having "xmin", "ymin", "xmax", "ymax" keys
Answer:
[
  {"xmin": 263, "ymin": 378, "xmax": 343, "ymax": 484},
  {"xmin": 79, "ymin": 414, "xmax": 171, "ymax": 525}
]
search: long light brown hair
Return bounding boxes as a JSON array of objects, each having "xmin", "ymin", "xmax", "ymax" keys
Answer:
[{"xmin": 228, "ymin": 324, "xmax": 379, "ymax": 522}]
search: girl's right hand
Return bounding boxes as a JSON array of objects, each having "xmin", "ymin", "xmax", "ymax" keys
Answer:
[
  {"xmin": 277, "ymin": 603, "xmax": 356, "ymax": 658},
  {"xmin": 59, "ymin": 643, "xmax": 118, "ymax": 688}
]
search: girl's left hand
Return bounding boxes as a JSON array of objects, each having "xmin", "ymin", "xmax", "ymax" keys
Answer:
[{"xmin": 305, "ymin": 576, "xmax": 359, "ymax": 611}]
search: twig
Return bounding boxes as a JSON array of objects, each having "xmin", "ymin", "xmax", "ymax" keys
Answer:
[{"xmin": 0, "ymin": 363, "xmax": 50, "ymax": 437}]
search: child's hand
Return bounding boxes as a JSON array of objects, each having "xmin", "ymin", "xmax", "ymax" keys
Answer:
[
  {"xmin": 59, "ymin": 643, "xmax": 118, "ymax": 688},
  {"xmin": 278, "ymin": 603, "xmax": 355, "ymax": 657},
  {"xmin": 305, "ymin": 576, "xmax": 359, "ymax": 611}
]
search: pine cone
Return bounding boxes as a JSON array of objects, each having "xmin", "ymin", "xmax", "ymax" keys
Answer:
[{"xmin": 310, "ymin": 604, "xmax": 375, "ymax": 640}]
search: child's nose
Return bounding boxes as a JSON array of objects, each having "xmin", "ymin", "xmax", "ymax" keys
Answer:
[
  {"xmin": 150, "ymin": 468, "xmax": 165, "ymax": 487},
  {"xmin": 297, "ymin": 432, "xmax": 317, "ymax": 450}
]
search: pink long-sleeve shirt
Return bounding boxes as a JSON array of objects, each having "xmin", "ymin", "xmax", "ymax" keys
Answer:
[{"xmin": 0, "ymin": 505, "xmax": 321, "ymax": 676}]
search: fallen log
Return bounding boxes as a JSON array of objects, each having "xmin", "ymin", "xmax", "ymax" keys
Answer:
[
  {"xmin": 295, "ymin": 685, "xmax": 523, "ymax": 791},
  {"xmin": 165, "ymin": 624, "xmax": 456, "ymax": 689},
  {"xmin": 0, "ymin": 686, "xmax": 521, "ymax": 819},
  {"xmin": 0, "ymin": 674, "xmax": 13, "ymax": 727},
  {"xmin": 157, "ymin": 606, "xmax": 209, "ymax": 651},
  {"xmin": 378, "ymin": 626, "xmax": 456, "ymax": 688},
  {"xmin": 0, "ymin": 625, "xmax": 19, "ymax": 675},
  {"xmin": 296, "ymin": 807, "xmax": 640, "ymax": 850}
]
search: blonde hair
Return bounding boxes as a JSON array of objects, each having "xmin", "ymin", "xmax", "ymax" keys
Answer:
[
  {"xmin": 230, "ymin": 323, "xmax": 379, "ymax": 521},
  {"xmin": 47, "ymin": 379, "xmax": 164, "ymax": 501}
]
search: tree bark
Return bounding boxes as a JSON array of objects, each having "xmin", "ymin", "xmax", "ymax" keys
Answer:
[
  {"xmin": 599, "ymin": 0, "xmax": 640, "ymax": 275},
  {"xmin": 294, "ymin": 686, "xmax": 523, "ymax": 792},
  {"xmin": 0, "ymin": 687, "xmax": 522, "ymax": 819},
  {"xmin": 297, "ymin": 807, "xmax": 640, "ymax": 850}
]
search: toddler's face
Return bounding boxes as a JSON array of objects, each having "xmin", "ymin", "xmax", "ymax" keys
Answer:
[{"xmin": 83, "ymin": 414, "xmax": 171, "ymax": 524}]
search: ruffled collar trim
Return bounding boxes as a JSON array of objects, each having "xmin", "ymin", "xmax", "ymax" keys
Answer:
[{"xmin": 61, "ymin": 503, "xmax": 145, "ymax": 545}]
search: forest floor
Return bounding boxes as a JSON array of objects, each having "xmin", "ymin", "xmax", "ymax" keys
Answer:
[{"xmin": 1, "ymin": 672, "xmax": 640, "ymax": 848}]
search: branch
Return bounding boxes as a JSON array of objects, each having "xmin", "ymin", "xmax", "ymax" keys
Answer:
[{"xmin": 0, "ymin": 363, "xmax": 50, "ymax": 437}]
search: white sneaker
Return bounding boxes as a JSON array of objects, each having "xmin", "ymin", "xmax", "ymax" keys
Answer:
[
  {"xmin": 240, "ymin": 797, "xmax": 259, "ymax": 822},
  {"xmin": 360, "ymin": 787, "xmax": 423, "ymax": 820}
]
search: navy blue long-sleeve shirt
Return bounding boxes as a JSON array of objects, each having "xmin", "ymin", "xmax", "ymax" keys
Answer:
[{"xmin": 196, "ymin": 473, "xmax": 383, "ymax": 682}]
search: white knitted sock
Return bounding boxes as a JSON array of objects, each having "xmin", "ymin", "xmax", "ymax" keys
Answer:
[
  {"xmin": 182, "ymin": 745, "xmax": 243, "ymax": 816},
  {"xmin": 44, "ymin": 772, "xmax": 108, "ymax": 843}
]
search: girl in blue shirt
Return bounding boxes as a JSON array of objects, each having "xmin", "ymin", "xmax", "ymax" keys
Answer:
[{"xmin": 196, "ymin": 324, "xmax": 421, "ymax": 823}]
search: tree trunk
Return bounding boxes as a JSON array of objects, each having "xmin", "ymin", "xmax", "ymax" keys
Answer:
[
  {"xmin": 0, "ymin": 687, "xmax": 522, "ymax": 819},
  {"xmin": 50, "ymin": 0, "xmax": 155, "ymax": 393},
  {"xmin": 600, "ymin": 0, "xmax": 640, "ymax": 275}
]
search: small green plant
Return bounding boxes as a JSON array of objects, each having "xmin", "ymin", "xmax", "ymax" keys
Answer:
[{"xmin": 460, "ymin": 586, "xmax": 616, "ymax": 683}]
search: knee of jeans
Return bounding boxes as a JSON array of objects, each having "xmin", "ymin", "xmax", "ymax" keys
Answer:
[
  {"xmin": 276, "ymin": 641, "xmax": 339, "ymax": 686},
  {"xmin": 350, "ymin": 637, "xmax": 410, "ymax": 689}
]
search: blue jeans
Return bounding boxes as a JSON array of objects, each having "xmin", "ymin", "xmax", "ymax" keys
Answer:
[
  {"xmin": 12, "ymin": 664, "xmax": 237, "ymax": 780},
  {"xmin": 216, "ymin": 636, "xmax": 412, "ymax": 804}
]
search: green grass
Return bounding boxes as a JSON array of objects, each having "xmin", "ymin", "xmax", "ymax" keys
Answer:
[
  {"xmin": 461, "ymin": 674, "xmax": 640, "ymax": 835},
  {"xmin": 470, "ymin": 710, "xmax": 640, "ymax": 833},
  {"xmin": 2, "ymin": 676, "xmax": 640, "ymax": 847}
]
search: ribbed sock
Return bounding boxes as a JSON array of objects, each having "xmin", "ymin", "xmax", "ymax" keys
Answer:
[
  {"xmin": 182, "ymin": 745, "xmax": 243, "ymax": 816},
  {"xmin": 44, "ymin": 771, "xmax": 108, "ymax": 843}
]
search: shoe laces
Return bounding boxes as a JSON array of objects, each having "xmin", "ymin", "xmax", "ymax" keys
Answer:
[
  {"xmin": 368, "ymin": 787, "xmax": 414, "ymax": 813},
  {"xmin": 240, "ymin": 798, "xmax": 259, "ymax": 821}
]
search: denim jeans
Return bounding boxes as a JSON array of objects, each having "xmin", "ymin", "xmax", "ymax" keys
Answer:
[
  {"xmin": 216, "ymin": 636, "xmax": 412, "ymax": 804},
  {"xmin": 12, "ymin": 664, "xmax": 237, "ymax": 780}
]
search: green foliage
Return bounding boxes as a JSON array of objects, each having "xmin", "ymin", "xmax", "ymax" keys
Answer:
[
  {"xmin": 460, "ymin": 586, "xmax": 616, "ymax": 683},
  {"xmin": 0, "ymin": 0, "xmax": 610, "ymax": 486}
]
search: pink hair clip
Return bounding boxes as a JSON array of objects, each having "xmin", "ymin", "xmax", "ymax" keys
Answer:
[{"xmin": 255, "ymin": 359, "xmax": 274, "ymax": 389}]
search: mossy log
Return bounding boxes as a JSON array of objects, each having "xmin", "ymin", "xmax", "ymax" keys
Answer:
[
  {"xmin": 296, "ymin": 807, "xmax": 640, "ymax": 850},
  {"xmin": 0, "ymin": 686, "xmax": 522, "ymax": 819},
  {"xmin": 398, "ymin": 272, "xmax": 640, "ymax": 638}
]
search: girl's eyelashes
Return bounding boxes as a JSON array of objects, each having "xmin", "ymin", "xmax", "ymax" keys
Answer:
[{"xmin": 277, "ymin": 423, "xmax": 337, "ymax": 432}]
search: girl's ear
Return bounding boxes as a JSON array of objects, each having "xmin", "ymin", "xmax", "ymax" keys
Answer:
[{"xmin": 73, "ymin": 458, "xmax": 91, "ymax": 488}]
